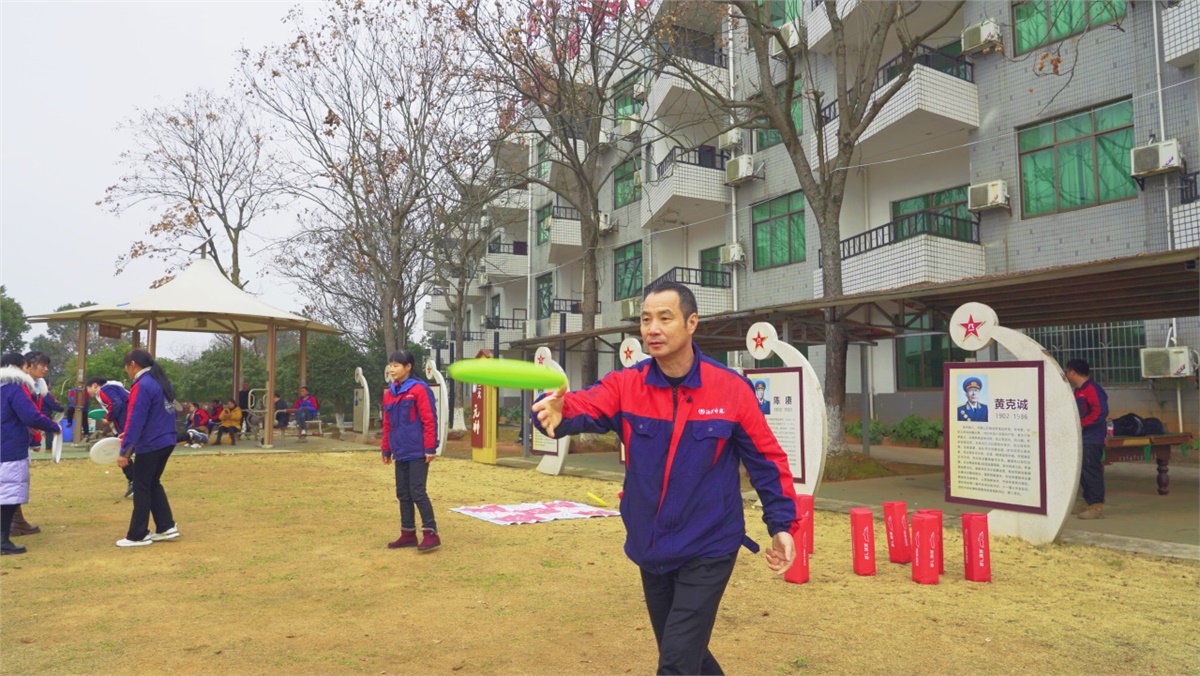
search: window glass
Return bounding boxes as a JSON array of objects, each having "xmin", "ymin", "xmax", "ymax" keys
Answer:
[
  {"xmin": 614, "ymin": 242, "xmax": 643, "ymax": 300},
  {"xmin": 614, "ymin": 158, "xmax": 641, "ymax": 209},
  {"xmin": 1096, "ymin": 128, "xmax": 1137, "ymax": 202},
  {"xmin": 752, "ymin": 191, "xmax": 805, "ymax": 270},
  {"xmin": 1018, "ymin": 122, "xmax": 1055, "ymax": 152},
  {"xmin": 1021, "ymin": 149, "xmax": 1058, "ymax": 216},
  {"xmin": 1057, "ymin": 139, "xmax": 1097, "ymax": 209},
  {"xmin": 536, "ymin": 274, "xmax": 554, "ymax": 320},
  {"xmin": 537, "ymin": 141, "xmax": 550, "ymax": 178},
  {"xmin": 537, "ymin": 204, "xmax": 552, "ymax": 244},
  {"xmin": 1014, "ymin": 1, "xmax": 1125, "ymax": 55}
]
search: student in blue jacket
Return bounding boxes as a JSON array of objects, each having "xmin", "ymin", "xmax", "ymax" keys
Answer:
[
  {"xmin": 116, "ymin": 350, "xmax": 181, "ymax": 548},
  {"xmin": 87, "ymin": 376, "xmax": 135, "ymax": 499},
  {"xmin": 381, "ymin": 349, "xmax": 440, "ymax": 552},
  {"xmin": 0, "ymin": 353, "xmax": 60, "ymax": 555},
  {"xmin": 533, "ymin": 280, "xmax": 798, "ymax": 675}
]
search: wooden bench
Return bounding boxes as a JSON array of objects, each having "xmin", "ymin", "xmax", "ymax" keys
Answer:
[{"xmin": 1103, "ymin": 433, "xmax": 1194, "ymax": 495}]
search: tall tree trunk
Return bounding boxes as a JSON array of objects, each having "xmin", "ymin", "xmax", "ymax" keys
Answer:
[
  {"xmin": 819, "ymin": 200, "xmax": 849, "ymax": 454},
  {"xmin": 580, "ymin": 213, "xmax": 599, "ymax": 384}
]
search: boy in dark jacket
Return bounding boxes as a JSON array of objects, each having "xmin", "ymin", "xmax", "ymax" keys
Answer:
[{"xmin": 1065, "ymin": 358, "xmax": 1109, "ymax": 519}]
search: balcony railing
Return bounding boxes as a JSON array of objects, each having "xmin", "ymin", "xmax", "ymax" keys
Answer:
[
  {"xmin": 482, "ymin": 317, "xmax": 527, "ymax": 330},
  {"xmin": 820, "ymin": 210, "xmax": 979, "ymax": 266},
  {"xmin": 648, "ymin": 266, "xmax": 731, "ymax": 291},
  {"xmin": 658, "ymin": 44, "xmax": 728, "ymax": 68},
  {"xmin": 552, "ymin": 205, "xmax": 581, "ymax": 220},
  {"xmin": 448, "ymin": 331, "xmax": 485, "ymax": 342},
  {"xmin": 655, "ymin": 147, "xmax": 731, "ymax": 179},
  {"xmin": 487, "ymin": 240, "xmax": 529, "ymax": 255},
  {"xmin": 819, "ymin": 44, "xmax": 974, "ymax": 126},
  {"xmin": 550, "ymin": 298, "xmax": 602, "ymax": 314},
  {"xmin": 1181, "ymin": 171, "xmax": 1199, "ymax": 205}
]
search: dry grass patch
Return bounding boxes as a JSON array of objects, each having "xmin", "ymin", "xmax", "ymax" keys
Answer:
[{"xmin": 2, "ymin": 452, "xmax": 1197, "ymax": 675}]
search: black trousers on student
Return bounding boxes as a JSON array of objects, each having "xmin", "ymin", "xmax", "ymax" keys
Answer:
[
  {"xmin": 1080, "ymin": 442, "xmax": 1106, "ymax": 505},
  {"xmin": 394, "ymin": 458, "xmax": 436, "ymax": 532},
  {"xmin": 126, "ymin": 446, "xmax": 176, "ymax": 541},
  {"xmin": 639, "ymin": 552, "xmax": 738, "ymax": 676}
]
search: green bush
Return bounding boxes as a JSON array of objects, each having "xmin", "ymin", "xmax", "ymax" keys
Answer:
[
  {"xmin": 844, "ymin": 418, "xmax": 887, "ymax": 445},
  {"xmin": 888, "ymin": 414, "xmax": 944, "ymax": 448},
  {"xmin": 497, "ymin": 406, "xmax": 524, "ymax": 423}
]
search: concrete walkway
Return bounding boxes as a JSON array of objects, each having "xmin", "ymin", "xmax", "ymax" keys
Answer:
[{"xmin": 498, "ymin": 448, "xmax": 1200, "ymax": 560}]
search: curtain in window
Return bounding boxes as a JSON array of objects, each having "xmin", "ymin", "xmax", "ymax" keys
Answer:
[
  {"xmin": 1050, "ymin": 0, "xmax": 1088, "ymax": 41},
  {"xmin": 1058, "ymin": 139, "xmax": 1096, "ymax": 210},
  {"xmin": 1097, "ymin": 128, "xmax": 1136, "ymax": 202},
  {"xmin": 1021, "ymin": 149, "xmax": 1057, "ymax": 216},
  {"xmin": 1014, "ymin": 2, "xmax": 1049, "ymax": 54}
]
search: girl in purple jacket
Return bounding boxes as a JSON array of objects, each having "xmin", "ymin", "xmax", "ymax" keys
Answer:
[
  {"xmin": 0, "ymin": 353, "xmax": 60, "ymax": 555},
  {"xmin": 116, "ymin": 350, "xmax": 181, "ymax": 548}
]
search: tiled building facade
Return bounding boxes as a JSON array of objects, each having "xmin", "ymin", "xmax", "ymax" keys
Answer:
[{"xmin": 424, "ymin": 0, "xmax": 1199, "ymax": 432}]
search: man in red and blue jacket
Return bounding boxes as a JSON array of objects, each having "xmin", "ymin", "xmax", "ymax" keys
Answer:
[
  {"xmin": 1065, "ymin": 358, "xmax": 1109, "ymax": 519},
  {"xmin": 533, "ymin": 280, "xmax": 798, "ymax": 675}
]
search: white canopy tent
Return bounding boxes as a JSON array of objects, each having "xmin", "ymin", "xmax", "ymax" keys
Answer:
[{"xmin": 26, "ymin": 259, "xmax": 340, "ymax": 448}]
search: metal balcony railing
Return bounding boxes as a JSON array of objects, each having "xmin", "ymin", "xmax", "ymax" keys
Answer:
[
  {"xmin": 648, "ymin": 266, "xmax": 732, "ymax": 291},
  {"xmin": 659, "ymin": 44, "xmax": 728, "ymax": 68},
  {"xmin": 820, "ymin": 210, "xmax": 979, "ymax": 266},
  {"xmin": 550, "ymin": 298, "xmax": 602, "ymax": 314},
  {"xmin": 487, "ymin": 240, "xmax": 529, "ymax": 255},
  {"xmin": 482, "ymin": 317, "xmax": 527, "ymax": 330},
  {"xmin": 1181, "ymin": 171, "xmax": 1199, "ymax": 205},
  {"xmin": 820, "ymin": 44, "xmax": 974, "ymax": 126},
  {"xmin": 448, "ymin": 331, "xmax": 485, "ymax": 342},
  {"xmin": 552, "ymin": 205, "xmax": 581, "ymax": 220},
  {"xmin": 655, "ymin": 147, "xmax": 731, "ymax": 178}
]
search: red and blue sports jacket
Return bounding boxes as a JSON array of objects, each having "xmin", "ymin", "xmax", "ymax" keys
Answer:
[
  {"xmin": 381, "ymin": 377, "xmax": 438, "ymax": 462},
  {"xmin": 121, "ymin": 371, "xmax": 177, "ymax": 457},
  {"xmin": 95, "ymin": 383, "xmax": 130, "ymax": 433},
  {"xmin": 1074, "ymin": 378, "xmax": 1109, "ymax": 444},
  {"xmin": 532, "ymin": 344, "xmax": 798, "ymax": 574},
  {"xmin": 294, "ymin": 395, "xmax": 319, "ymax": 415}
]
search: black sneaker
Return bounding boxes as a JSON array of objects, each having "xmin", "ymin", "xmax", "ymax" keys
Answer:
[
  {"xmin": 1, "ymin": 539, "xmax": 27, "ymax": 555},
  {"xmin": 125, "ymin": 481, "xmax": 135, "ymax": 499}
]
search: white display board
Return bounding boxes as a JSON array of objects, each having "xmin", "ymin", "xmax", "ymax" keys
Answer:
[{"xmin": 532, "ymin": 346, "xmax": 571, "ymax": 476}]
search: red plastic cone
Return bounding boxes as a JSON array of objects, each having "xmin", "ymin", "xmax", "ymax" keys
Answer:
[
  {"xmin": 916, "ymin": 509, "xmax": 944, "ymax": 574},
  {"xmin": 785, "ymin": 514, "xmax": 811, "ymax": 584},
  {"xmin": 911, "ymin": 513, "xmax": 940, "ymax": 584},
  {"xmin": 849, "ymin": 508, "xmax": 876, "ymax": 576},
  {"xmin": 962, "ymin": 513, "xmax": 992, "ymax": 582},
  {"xmin": 883, "ymin": 501, "xmax": 911, "ymax": 564},
  {"xmin": 796, "ymin": 494, "xmax": 814, "ymax": 555}
]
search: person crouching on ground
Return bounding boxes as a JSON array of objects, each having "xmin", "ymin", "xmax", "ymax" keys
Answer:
[
  {"xmin": 381, "ymin": 349, "xmax": 440, "ymax": 552},
  {"xmin": 116, "ymin": 349, "xmax": 180, "ymax": 547},
  {"xmin": 184, "ymin": 402, "xmax": 210, "ymax": 448},
  {"xmin": 0, "ymin": 353, "xmax": 61, "ymax": 555},
  {"xmin": 214, "ymin": 399, "xmax": 242, "ymax": 446},
  {"xmin": 87, "ymin": 376, "xmax": 135, "ymax": 498},
  {"xmin": 532, "ymin": 280, "xmax": 798, "ymax": 675}
]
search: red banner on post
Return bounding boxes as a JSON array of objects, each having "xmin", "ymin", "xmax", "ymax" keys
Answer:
[
  {"xmin": 849, "ymin": 508, "xmax": 876, "ymax": 576},
  {"xmin": 883, "ymin": 501, "xmax": 911, "ymax": 564}
]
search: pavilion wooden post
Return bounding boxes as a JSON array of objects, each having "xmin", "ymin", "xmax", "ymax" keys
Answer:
[
  {"xmin": 73, "ymin": 320, "xmax": 88, "ymax": 446},
  {"xmin": 298, "ymin": 329, "xmax": 308, "ymax": 388},
  {"xmin": 147, "ymin": 317, "xmax": 158, "ymax": 356},
  {"xmin": 232, "ymin": 333, "xmax": 242, "ymax": 402},
  {"xmin": 131, "ymin": 330, "xmax": 140, "ymax": 349},
  {"xmin": 264, "ymin": 322, "xmax": 277, "ymax": 448}
]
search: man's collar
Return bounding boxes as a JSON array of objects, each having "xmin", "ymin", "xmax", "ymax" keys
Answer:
[{"xmin": 645, "ymin": 343, "xmax": 704, "ymax": 389}]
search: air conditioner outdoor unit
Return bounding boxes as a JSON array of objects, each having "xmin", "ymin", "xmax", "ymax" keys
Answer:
[
  {"xmin": 619, "ymin": 118, "xmax": 641, "ymax": 138},
  {"xmin": 725, "ymin": 154, "xmax": 757, "ymax": 185},
  {"xmin": 1131, "ymin": 140, "xmax": 1185, "ymax": 177},
  {"xmin": 1140, "ymin": 347, "xmax": 1195, "ymax": 378},
  {"xmin": 475, "ymin": 273, "xmax": 490, "ymax": 288},
  {"xmin": 718, "ymin": 129, "xmax": 742, "ymax": 150},
  {"xmin": 967, "ymin": 180, "xmax": 1009, "ymax": 211},
  {"xmin": 961, "ymin": 18, "xmax": 1001, "ymax": 54},
  {"xmin": 620, "ymin": 297, "xmax": 642, "ymax": 321},
  {"xmin": 719, "ymin": 242, "xmax": 746, "ymax": 265},
  {"xmin": 772, "ymin": 20, "xmax": 802, "ymax": 58},
  {"xmin": 598, "ymin": 212, "xmax": 615, "ymax": 234}
]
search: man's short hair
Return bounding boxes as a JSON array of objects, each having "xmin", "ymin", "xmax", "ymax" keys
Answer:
[
  {"xmin": 642, "ymin": 279, "xmax": 698, "ymax": 319},
  {"xmin": 1065, "ymin": 358, "xmax": 1090, "ymax": 376},
  {"xmin": 23, "ymin": 350, "xmax": 49, "ymax": 367},
  {"xmin": 1, "ymin": 353, "xmax": 24, "ymax": 368},
  {"xmin": 85, "ymin": 377, "xmax": 108, "ymax": 388}
]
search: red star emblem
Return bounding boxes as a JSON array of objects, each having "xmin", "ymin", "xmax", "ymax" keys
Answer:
[
  {"xmin": 536, "ymin": 355, "xmax": 545, "ymax": 364},
  {"xmin": 959, "ymin": 315, "xmax": 985, "ymax": 339},
  {"xmin": 623, "ymin": 347, "xmax": 633, "ymax": 361},
  {"xmin": 752, "ymin": 332, "xmax": 767, "ymax": 350}
]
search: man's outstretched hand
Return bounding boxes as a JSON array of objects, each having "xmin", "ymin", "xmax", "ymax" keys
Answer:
[
  {"xmin": 764, "ymin": 531, "xmax": 796, "ymax": 575},
  {"xmin": 531, "ymin": 384, "xmax": 568, "ymax": 438}
]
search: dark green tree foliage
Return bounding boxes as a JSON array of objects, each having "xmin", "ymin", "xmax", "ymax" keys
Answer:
[
  {"xmin": 0, "ymin": 286, "xmax": 30, "ymax": 355},
  {"xmin": 174, "ymin": 343, "xmax": 266, "ymax": 405}
]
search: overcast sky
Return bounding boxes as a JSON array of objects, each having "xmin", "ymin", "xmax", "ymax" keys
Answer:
[{"xmin": 2, "ymin": 1, "xmax": 305, "ymax": 359}]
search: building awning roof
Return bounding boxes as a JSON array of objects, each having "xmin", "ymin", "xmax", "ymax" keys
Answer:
[
  {"xmin": 510, "ymin": 248, "xmax": 1199, "ymax": 352},
  {"xmin": 25, "ymin": 258, "xmax": 341, "ymax": 336}
]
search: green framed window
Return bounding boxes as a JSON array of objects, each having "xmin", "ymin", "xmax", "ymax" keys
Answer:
[
  {"xmin": 756, "ymin": 81, "xmax": 804, "ymax": 151},
  {"xmin": 536, "ymin": 204, "xmax": 552, "ymax": 244},
  {"xmin": 1025, "ymin": 321, "xmax": 1145, "ymax": 385},
  {"xmin": 536, "ymin": 141, "xmax": 550, "ymax": 178},
  {"xmin": 890, "ymin": 185, "xmax": 973, "ymax": 239},
  {"xmin": 489, "ymin": 294, "xmax": 501, "ymax": 319},
  {"xmin": 614, "ymin": 157, "xmax": 642, "ymax": 209},
  {"xmin": 700, "ymin": 246, "xmax": 722, "ymax": 287},
  {"xmin": 1017, "ymin": 99, "xmax": 1136, "ymax": 218},
  {"xmin": 1013, "ymin": 1, "xmax": 1127, "ymax": 55},
  {"xmin": 896, "ymin": 315, "xmax": 972, "ymax": 389},
  {"xmin": 763, "ymin": 0, "xmax": 803, "ymax": 25},
  {"xmin": 536, "ymin": 274, "xmax": 554, "ymax": 320},
  {"xmin": 613, "ymin": 241, "xmax": 643, "ymax": 300},
  {"xmin": 752, "ymin": 190, "xmax": 806, "ymax": 270},
  {"xmin": 615, "ymin": 73, "xmax": 643, "ymax": 123}
]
